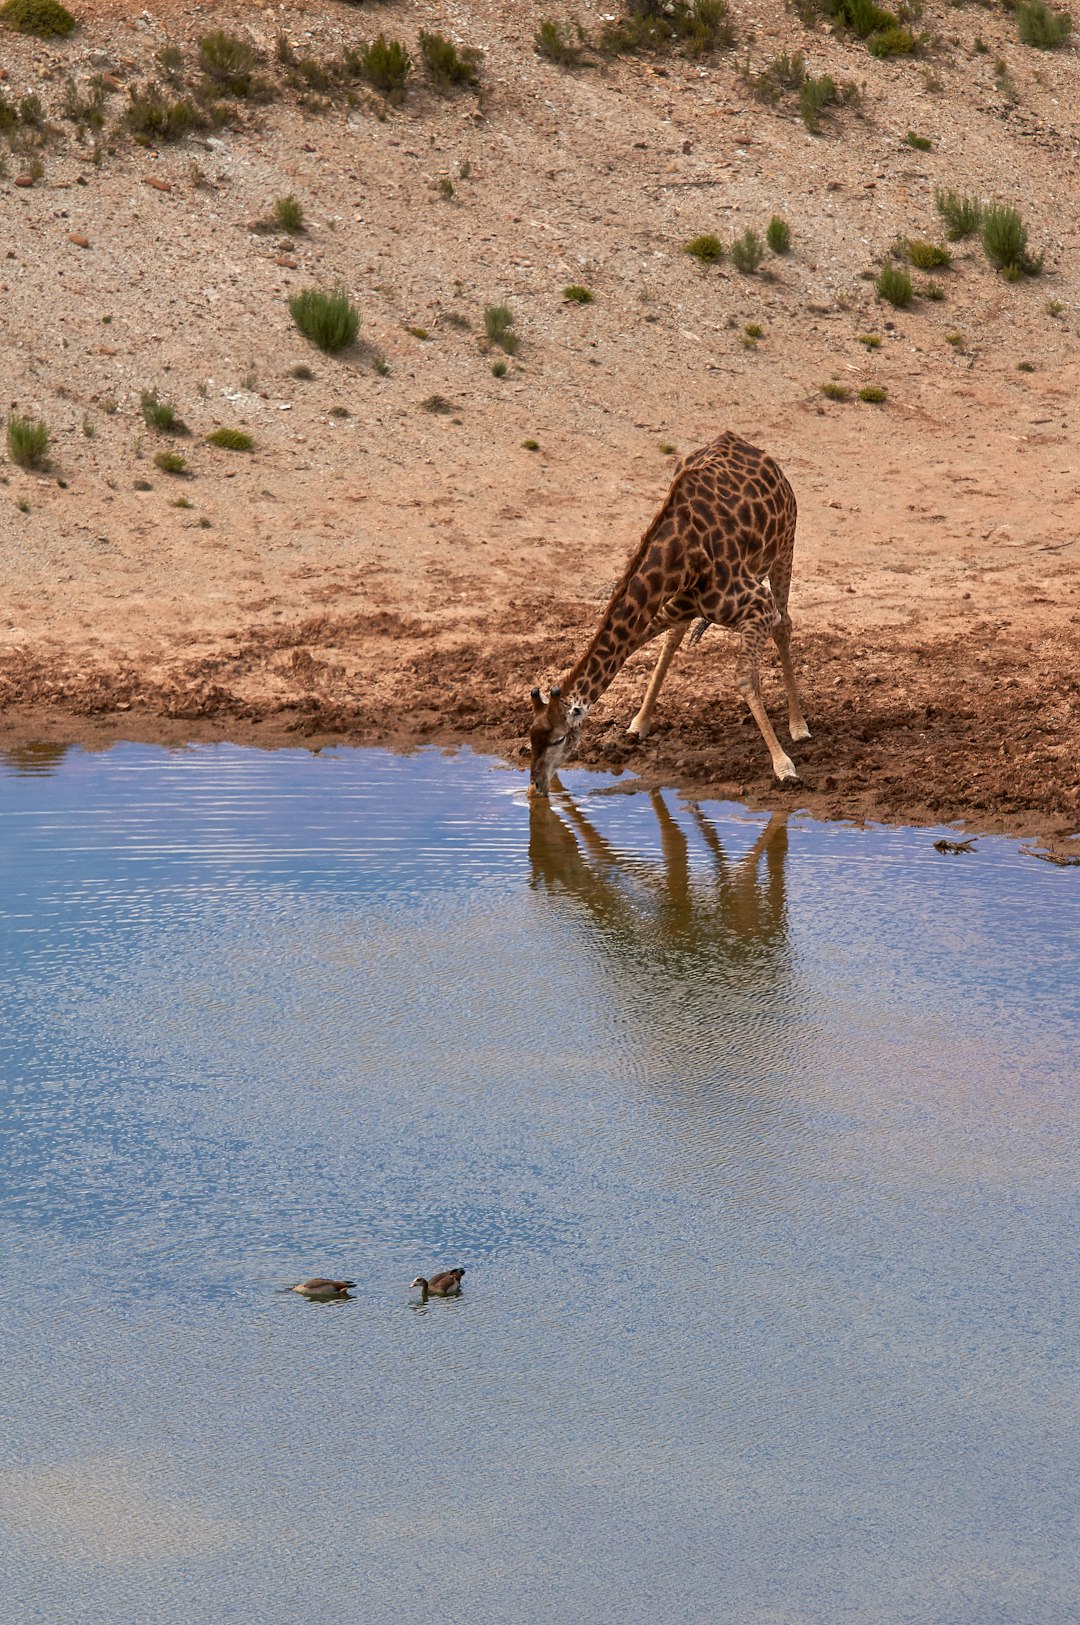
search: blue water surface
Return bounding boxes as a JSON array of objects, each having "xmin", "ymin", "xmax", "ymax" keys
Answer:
[{"xmin": 0, "ymin": 742, "xmax": 1076, "ymax": 1625}]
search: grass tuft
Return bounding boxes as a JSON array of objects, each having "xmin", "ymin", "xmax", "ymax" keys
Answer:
[
  {"xmin": 140, "ymin": 389, "xmax": 187, "ymax": 434},
  {"xmin": 355, "ymin": 35, "xmax": 411, "ymax": 103},
  {"xmin": 419, "ymin": 30, "xmax": 482, "ymax": 90},
  {"xmin": 289, "ymin": 285, "xmax": 360, "ymax": 352},
  {"xmin": 421, "ymin": 394, "xmax": 454, "ymax": 414},
  {"xmin": 730, "ymin": 228, "xmax": 764, "ymax": 275},
  {"xmin": 858, "ymin": 332, "xmax": 882, "ymax": 348},
  {"xmin": 0, "ymin": 0, "xmax": 75, "ymax": 36},
  {"xmin": 858, "ymin": 385, "xmax": 888, "ymax": 403},
  {"xmin": 1015, "ymin": 1, "xmax": 1072, "ymax": 46},
  {"xmin": 491, "ymin": 360, "xmax": 508, "ymax": 378},
  {"xmin": 563, "ymin": 284, "xmax": 594, "ymax": 303},
  {"xmin": 534, "ymin": 17, "xmax": 583, "ymax": 65},
  {"xmin": 684, "ymin": 233, "xmax": 724, "ymax": 266},
  {"xmin": 766, "ymin": 215, "xmax": 791, "ymax": 254},
  {"xmin": 905, "ymin": 239, "xmax": 951, "ymax": 269},
  {"xmin": 522, "ymin": 439, "xmax": 540, "ymax": 451},
  {"xmin": 273, "ymin": 194, "xmax": 304, "ymax": 232},
  {"xmin": 125, "ymin": 84, "xmax": 202, "ymax": 142},
  {"xmin": 905, "ymin": 130, "xmax": 932, "ymax": 151},
  {"xmin": 154, "ymin": 449, "xmax": 188, "ymax": 474},
  {"xmin": 981, "ymin": 202, "xmax": 1042, "ymax": 277},
  {"xmin": 6, "ymin": 412, "xmax": 50, "ymax": 469},
  {"xmin": 484, "ymin": 303, "xmax": 519, "ymax": 354},
  {"xmin": 934, "ymin": 187, "xmax": 983, "ymax": 240},
  {"xmin": 198, "ymin": 31, "xmax": 259, "ymax": 96},
  {"xmin": 820, "ymin": 382, "xmax": 851, "ymax": 401},
  {"xmin": 206, "ymin": 427, "xmax": 253, "ymax": 450},
  {"xmin": 875, "ymin": 264, "xmax": 913, "ymax": 307}
]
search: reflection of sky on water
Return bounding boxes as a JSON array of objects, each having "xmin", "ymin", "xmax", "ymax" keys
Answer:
[{"xmin": 0, "ymin": 743, "xmax": 1077, "ymax": 1624}]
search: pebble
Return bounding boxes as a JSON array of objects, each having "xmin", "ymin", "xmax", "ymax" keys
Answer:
[{"xmin": 68, "ymin": 233, "xmax": 91, "ymax": 249}]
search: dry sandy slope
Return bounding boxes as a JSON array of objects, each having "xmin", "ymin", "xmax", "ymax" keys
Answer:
[{"xmin": 0, "ymin": 0, "xmax": 1078, "ymax": 840}]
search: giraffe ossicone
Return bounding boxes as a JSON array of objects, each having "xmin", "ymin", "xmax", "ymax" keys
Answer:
[{"xmin": 527, "ymin": 431, "xmax": 810, "ymax": 795}]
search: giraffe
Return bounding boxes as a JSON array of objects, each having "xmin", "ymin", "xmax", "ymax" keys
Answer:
[{"xmin": 528, "ymin": 430, "xmax": 810, "ymax": 795}]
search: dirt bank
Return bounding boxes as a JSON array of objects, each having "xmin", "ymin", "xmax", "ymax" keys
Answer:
[{"xmin": 1, "ymin": 0, "xmax": 1078, "ymax": 842}]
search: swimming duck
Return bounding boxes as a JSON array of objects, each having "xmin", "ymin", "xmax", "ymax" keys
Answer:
[
  {"xmin": 410, "ymin": 1268, "xmax": 465, "ymax": 1300},
  {"xmin": 290, "ymin": 1277, "xmax": 356, "ymax": 1300}
]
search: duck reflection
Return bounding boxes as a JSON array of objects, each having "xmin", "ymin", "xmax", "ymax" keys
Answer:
[{"xmin": 528, "ymin": 788, "xmax": 790, "ymax": 984}]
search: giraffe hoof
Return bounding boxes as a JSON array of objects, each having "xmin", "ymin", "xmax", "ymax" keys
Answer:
[
  {"xmin": 790, "ymin": 722, "xmax": 811, "ymax": 743},
  {"xmin": 775, "ymin": 756, "xmax": 799, "ymax": 783}
]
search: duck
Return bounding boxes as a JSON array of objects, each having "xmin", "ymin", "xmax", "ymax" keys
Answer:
[
  {"xmin": 290, "ymin": 1277, "xmax": 356, "ymax": 1300},
  {"xmin": 410, "ymin": 1268, "xmax": 465, "ymax": 1300}
]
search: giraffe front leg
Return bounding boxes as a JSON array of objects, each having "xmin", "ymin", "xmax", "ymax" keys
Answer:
[
  {"xmin": 628, "ymin": 625, "xmax": 686, "ymax": 740},
  {"xmin": 735, "ymin": 610, "xmax": 799, "ymax": 782},
  {"xmin": 771, "ymin": 609, "xmax": 811, "ymax": 743}
]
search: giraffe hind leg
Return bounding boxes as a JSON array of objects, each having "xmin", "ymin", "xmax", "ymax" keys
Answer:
[{"xmin": 771, "ymin": 610, "xmax": 810, "ymax": 742}]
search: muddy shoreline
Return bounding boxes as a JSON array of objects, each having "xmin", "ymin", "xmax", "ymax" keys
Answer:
[{"xmin": 3, "ymin": 617, "xmax": 1078, "ymax": 852}]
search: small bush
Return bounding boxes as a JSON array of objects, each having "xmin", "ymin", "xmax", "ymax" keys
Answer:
[
  {"xmin": 198, "ymin": 31, "xmax": 258, "ymax": 96},
  {"xmin": 419, "ymin": 29, "xmax": 481, "ymax": 90},
  {"xmin": 1015, "ymin": 0, "xmax": 1072, "ymax": 46},
  {"xmin": 206, "ymin": 428, "xmax": 253, "ymax": 450},
  {"xmin": 491, "ymin": 360, "xmax": 508, "ymax": 378},
  {"xmin": 0, "ymin": 0, "xmax": 75, "ymax": 37},
  {"xmin": 859, "ymin": 385, "xmax": 888, "ymax": 403},
  {"xmin": 981, "ymin": 203, "xmax": 1042, "ymax": 277},
  {"xmin": 744, "ymin": 323, "xmax": 763, "ymax": 340},
  {"xmin": 922, "ymin": 280, "xmax": 946, "ymax": 301},
  {"xmin": 62, "ymin": 76, "xmax": 108, "ymax": 132},
  {"xmin": 906, "ymin": 130, "xmax": 932, "ymax": 151},
  {"xmin": 799, "ymin": 73, "xmax": 837, "ymax": 134},
  {"xmin": 140, "ymin": 389, "xmax": 187, "ymax": 434},
  {"xmin": 356, "ymin": 35, "xmax": 411, "ymax": 103},
  {"xmin": 522, "ymin": 439, "xmax": 540, "ymax": 451},
  {"xmin": 273, "ymin": 194, "xmax": 304, "ymax": 232},
  {"xmin": 421, "ymin": 394, "xmax": 454, "ymax": 415},
  {"xmin": 154, "ymin": 450, "xmax": 188, "ymax": 474},
  {"xmin": 171, "ymin": 496, "xmax": 193, "ymax": 508},
  {"xmin": 945, "ymin": 332, "xmax": 965, "ymax": 350},
  {"xmin": 534, "ymin": 17, "xmax": 582, "ymax": 65},
  {"xmin": 1017, "ymin": 359, "xmax": 1037, "ymax": 372},
  {"xmin": 600, "ymin": 0, "xmax": 736, "ymax": 56},
  {"xmin": 766, "ymin": 215, "xmax": 791, "ymax": 254},
  {"xmin": 563, "ymin": 284, "xmax": 594, "ymax": 303},
  {"xmin": 125, "ymin": 85, "xmax": 201, "ymax": 143},
  {"xmin": 905, "ymin": 239, "xmax": 951, "ymax": 269},
  {"xmin": 6, "ymin": 412, "xmax": 50, "ymax": 469},
  {"xmin": 156, "ymin": 44, "xmax": 186, "ymax": 86},
  {"xmin": 821, "ymin": 382, "xmax": 851, "ymax": 401},
  {"xmin": 744, "ymin": 50, "xmax": 805, "ymax": 102},
  {"xmin": 133, "ymin": 477, "xmax": 153, "ymax": 491},
  {"xmin": 868, "ymin": 25, "xmax": 925, "ymax": 56},
  {"xmin": 289, "ymin": 285, "xmax": 360, "ymax": 352},
  {"xmin": 684, "ymin": 233, "xmax": 724, "ymax": 266},
  {"xmin": 876, "ymin": 265, "xmax": 913, "ymax": 307},
  {"xmin": 731, "ymin": 228, "xmax": 764, "ymax": 274},
  {"xmin": 935, "ymin": 187, "xmax": 982, "ymax": 240},
  {"xmin": 484, "ymin": 303, "xmax": 519, "ymax": 354},
  {"xmin": 291, "ymin": 363, "xmax": 315, "ymax": 381},
  {"xmin": 858, "ymin": 332, "xmax": 882, "ymax": 347}
]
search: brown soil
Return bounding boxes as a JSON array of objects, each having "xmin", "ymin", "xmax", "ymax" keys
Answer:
[{"xmin": 1, "ymin": 0, "xmax": 1078, "ymax": 844}]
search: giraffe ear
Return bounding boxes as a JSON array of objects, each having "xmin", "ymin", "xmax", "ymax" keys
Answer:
[{"xmin": 530, "ymin": 687, "xmax": 545, "ymax": 715}]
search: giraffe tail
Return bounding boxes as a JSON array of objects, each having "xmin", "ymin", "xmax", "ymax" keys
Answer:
[{"xmin": 688, "ymin": 617, "xmax": 712, "ymax": 646}]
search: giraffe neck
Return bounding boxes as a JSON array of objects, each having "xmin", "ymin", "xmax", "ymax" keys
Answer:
[{"xmin": 561, "ymin": 565, "xmax": 670, "ymax": 710}]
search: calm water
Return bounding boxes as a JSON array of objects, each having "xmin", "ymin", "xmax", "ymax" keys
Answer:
[{"xmin": 0, "ymin": 743, "xmax": 1077, "ymax": 1625}]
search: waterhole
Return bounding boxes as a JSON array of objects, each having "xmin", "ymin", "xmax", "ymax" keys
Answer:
[{"xmin": 1, "ymin": 743, "xmax": 1076, "ymax": 1624}]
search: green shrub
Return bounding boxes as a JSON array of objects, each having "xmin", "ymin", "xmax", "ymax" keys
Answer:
[
  {"xmin": 766, "ymin": 215, "xmax": 791, "ymax": 254},
  {"xmin": 563, "ymin": 284, "xmax": 594, "ymax": 303},
  {"xmin": 356, "ymin": 35, "xmax": 411, "ymax": 102},
  {"xmin": 905, "ymin": 239, "xmax": 951, "ymax": 269},
  {"xmin": 744, "ymin": 323, "xmax": 763, "ymax": 339},
  {"xmin": 875, "ymin": 264, "xmax": 913, "ymax": 307},
  {"xmin": 198, "ymin": 31, "xmax": 258, "ymax": 96},
  {"xmin": 273, "ymin": 194, "xmax": 304, "ymax": 232},
  {"xmin": 681, "ymin": 0, "xmax": 737, "ymax": 54},
  {"xmin": 140, "ymin": 389, "xmax": 187, "ymax": 434},
  {"xmin": 0, "ymin": 0, "xmax": 75, "ymax": 37},
  {"xmin": 730, "ymin": 228, "xmax": 764, "ymax": 274},
  {"xmin": 421, "ymin": 394, "xmax": 454, "ymax": 414},
  {"xmin": 743, "ymin": 50, "xmax": 805, "ymax": 102},
  {"xmin": 1015, "ymin": 0, "xmax": 1072, "ymax": 45},
  {"xmin": 906, "ymin": 130, "xmax": 932, "ymax": 150},
  {"xmin": 291, "ymin": 363, "xmax": 314, "ymax": 381},
  {"xmin": 206, "ymin": 427, "xmax": 253, "ymax": 450},
  {"xmin": 484, "ymin": 303, "xmax": 519, "ymax": 354},
  {"xmin": 289, "ymin": 285, "xmax": 360, "ymax": 352},
  {"xmin": 125, "ymin": 85, "xmax": 201, "ymax": 143},
  {"xmin": 868, "ymin": 24, "xmax": 925, "ymax": 55},
  {"xmin": 18, "ymin": 92, "xmax": 45, "ymax": 128},
  {"xmin": 1016, "ymin": 359, "xmax": 1036, "ymax": 372},
  {"xmin": 133, "ymin": 477, "xmax": 153, "ymax": 491},
  {"xmin": 934, "ymin": 187, "xmax": 982, "ymax": 240},
  {"xmin": 62, "ymin": 75, "xmax": 108, "ymax": 131},
  {"xmin": 534, "ymin": 17, "xmax": 582, "ymax": 65},
  {"xmin": 799, "ymin": 73, "xmax": 837, "ymax": 133},
  {"xmin": 156, "ymin": 44, "xmax": 186, "ymax": 86},
  {"xmin": 601, "ymin": 0, "xmax": 736, "ymax": 55},
  {"xmin": 859, "ymin": 385, "xmax": 888, "ymax": 402},
  {"xmin": 154, "ymin": 449, "xmax": 188, "ymax": 474},
  {"xmin": 821, "ymin": 382, "xmax": 851, "ymax": 401},
  {"xmin": 6, "ymin": 412, "xmax": 50, "ymax": 469},
  {"xmin": 981, "ymin": 203, "xmax": 1042, "ymax": 277},
  {"xmin": 922, "ymin": 279, "xmax": 946, "ymax": 301},
  {"xmin": 491, "ymin": 360, "xmax": 508, "ymax": 378},
  {"xmin": 684, "ymin": 233, "xmax": 724, "ymax": 265},
  {"xmin": 858, "ymin": 333, "xmax": 882, "ymax": 347},
  {"xmin": 419, "ymin": 30, "xmax": 481, "ymax": 90},
  {"xmin": 522, "ymin": 438, "xmax": 540, "ymax": 451}
]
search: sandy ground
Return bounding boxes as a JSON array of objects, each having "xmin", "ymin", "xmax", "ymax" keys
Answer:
[{"xmin": 1, "ymin": 0, "xmax": 1078, "ymax": 843}]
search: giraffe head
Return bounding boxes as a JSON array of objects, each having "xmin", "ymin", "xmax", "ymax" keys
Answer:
[{"xmin": 528, "ymin": 685, "xmax": 587, "ymax": 796}]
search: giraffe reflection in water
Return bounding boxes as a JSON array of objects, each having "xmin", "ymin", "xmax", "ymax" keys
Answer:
[{"xmin": 528, "ymin": 788, "xmax": 790, "ymax": 986}]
